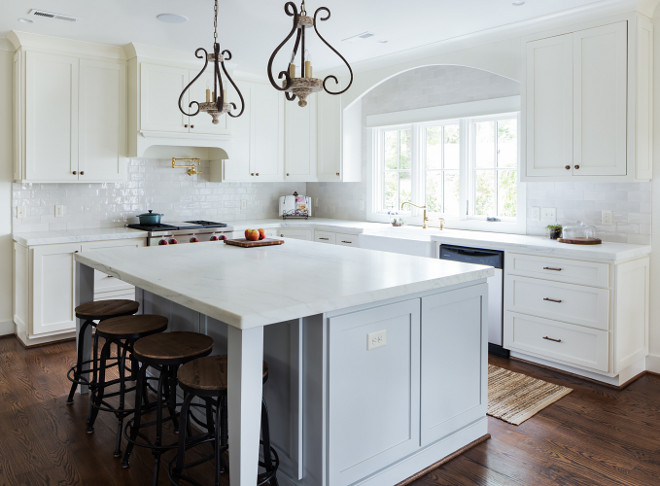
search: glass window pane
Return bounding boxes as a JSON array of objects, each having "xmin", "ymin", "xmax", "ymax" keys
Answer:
[
  {"xmin": 444, "ymin": 124, "xmax": 460, "ymax": 169},
  {"xmin": 384, "ymin": 131, "xmax": 399, "ymax": 170},
  {"xmin": 384, "ymin": 172, "xmax": 398, "ymax": 210},
  {"xmin": 475, "ymin": 121, "xmax": 495, "ymax": 168},
  {"xmin": 474, "ymin": 170, "xmax": 495, "ymax": 216},
  {"xmin": 498, "ymin": 169, "xmax": 517, "ymax": 217},
  {"xmin": 426, "ymin": 127, "xmax": 443, "ymax": 170},
  {"xmin": 400, "ymin": 129, "xmax": 411, "ymax": 170},
  {"xmin": 426, "ymin": 171, "xmax": 443, "ymax": 213},
  {"xmin": 400, "ymin": 171, "xmax": 412, "ymax": 203},
  {"xmin": 497, "ymin": 119, "xmax": 517, "ymax": 168},
  {"xmin": 443, "ymin": 170, "xmax": 460, "ymax": 217}
]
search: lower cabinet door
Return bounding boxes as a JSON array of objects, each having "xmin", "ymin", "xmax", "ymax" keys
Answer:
[
  {"xmin": 31, "ymin": 243, "xmax": 81, "ymax": 336},
  {"xmin": 420, "ymin": 284, "xmax": 488, "ymax": 446},
  {"xmin": 327, "ymin": 299, "xmax": 421, "ymax": 486}
]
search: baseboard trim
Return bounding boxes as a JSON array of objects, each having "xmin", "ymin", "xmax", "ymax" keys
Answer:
[
  {"xmin": 0, "ymin": 320, "xmax": 15, "ymax": 336},
  {"xmin": 645, "ymin": 354, "xmax": 660, "ymax": 374}
]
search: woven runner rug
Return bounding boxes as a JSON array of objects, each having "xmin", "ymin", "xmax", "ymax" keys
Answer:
[{"xmin": 488, "ymin": 364, "xmax": 573, "ymax": 425}]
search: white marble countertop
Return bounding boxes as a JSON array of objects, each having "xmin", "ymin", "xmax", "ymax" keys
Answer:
[
  {"xmin": 16, "ymin": 218, "xmax": 650, "ymax": 262},
  {"xmin": 75, "ymin": 238, "xmax": 492, "ymax": 329},
  {"xmin": 13, "ymin": 227, "xmax": 148, "ymax": 246}
]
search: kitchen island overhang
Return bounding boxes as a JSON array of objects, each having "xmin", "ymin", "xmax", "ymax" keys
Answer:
[{"xmin": 75, "ymin": 239, "xmax": 493, "ymax": 486}]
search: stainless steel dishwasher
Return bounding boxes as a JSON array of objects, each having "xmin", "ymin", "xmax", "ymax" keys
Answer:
[{"xmin": 439, "ymin": 244, "xmax": 508, "ymax": 357}]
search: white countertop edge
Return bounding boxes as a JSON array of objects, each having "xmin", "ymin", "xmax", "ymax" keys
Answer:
[{"xmin": 14, "ymin": 228, "xmax": 148, "ymax": 246}]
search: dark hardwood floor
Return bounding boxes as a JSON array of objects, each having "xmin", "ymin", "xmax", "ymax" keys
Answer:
[{"xmin": 1, "ymin": 335, "xmax": 659, "ymax": 485}]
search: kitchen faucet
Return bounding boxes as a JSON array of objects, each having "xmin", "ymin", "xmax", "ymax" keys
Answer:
[{"xmin": 401, "ymin": 201, "xmax": 428, "ymax": 229}]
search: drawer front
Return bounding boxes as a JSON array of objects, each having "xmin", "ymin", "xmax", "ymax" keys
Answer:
[
  {"xmin": 507, "ymin": 253, "xmax": 609, "ymax": 288},
  {"xmin": 94, "ymin": 271, "xmax": 133, "ymax": 293},
  {"xmin": 504, "ymin": 312, "xmax": 609, "ymax": 371},
  {"xmin": 314, "ymin": 230, "xmax": 336, "ymax": 244},
  {"xmin": 278, "ymin": 229, "xmax": 313, "ymax": 241},
  {"xmin": 335, "ymin": 232, "xmax": 359, "ymax": 247},
  {"xmin": 506, "ymin": 276, "xmax": 609, "ymax": 330}
]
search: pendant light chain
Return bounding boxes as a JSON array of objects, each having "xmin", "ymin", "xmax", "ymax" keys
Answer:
[
  {"xmin": 300, "ymin": 0, "xmax": 306, "ymax": 16},
  {"xmin": 213, "ymin": 0, "xmax": 218, "ymax": 43}
]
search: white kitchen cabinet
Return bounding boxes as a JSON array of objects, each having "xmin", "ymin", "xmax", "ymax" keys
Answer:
[
  {"xmin": 213, "ymin": 82, "xmax": 284, "ymax": 182},
  {"xmin": 139, "ymin": 62, "xmax": 230, "ymax": 136},
  {"xmin": 284, "ymin": 94, "xmax": 317, "ymax": 181},
  {"xmin": 13, "ymin": 238, "xmax": 145, "ymax": 347},
  {"xmin": 316, "ymin": 93, "xmax": 361, "ymax": 182},
  {"xmin": 277, "ymin": 228, "xmax": 313, "ymax": 241},
  {"xmin": 327, "ymin": 299, "xmax": 421, "ymax": 486},
  {"xmin": 11, "ymin": 35, "xmax": 126, "ymax": 183},
  {"xmin": 504, "ymin": 252, "xmax": 649, "ymax": 385},
  {"xmin": 420, "ymin": 285, "xmax": 487, "ymax": 445},
  {"xmin": 314, "ymin": 229, "xmax": 359, "ymax": 247},
  {"xmin": 523, "ymin": 17, "xmax": 652, "ymax": 181}
]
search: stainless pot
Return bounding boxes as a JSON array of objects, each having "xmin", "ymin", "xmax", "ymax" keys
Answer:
[{"xmin": 137, "ymin": 210, "xmax": 163, "ymax": 225}]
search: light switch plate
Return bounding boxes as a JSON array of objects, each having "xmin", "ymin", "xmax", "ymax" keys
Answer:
[
  {"xmin": 55, "ymin": 204, "xmax": 64, "ymax": 217},
  {"xmin": 240, "ymin": 199, "xmax": 247, "ymax": 210},
  {"xmin": 602, "ymin": 210, "xmax": 613, "ymax": 225},
  {"xmin": 541, "ymin": 207, "xmax": 556, "ymax": 222},
  {"xmin": 16, "ymin": 206, "xmax": 25, "ymax": 219}
]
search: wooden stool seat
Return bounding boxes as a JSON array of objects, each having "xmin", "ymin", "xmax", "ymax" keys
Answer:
[
  {"xmin": 177, "ymin": 355, "xmax": 268, "ymax": 392},
  {"xmin": 133, "ymin": 332, "xmax": 214, "ymax": 364},
  {"xmin": 96, "ymin": 314, "xmax": 168, "ymax": 339},
  {"xmin": 75, "ymin": 299, "xmax": 139, "ymax": 321}
]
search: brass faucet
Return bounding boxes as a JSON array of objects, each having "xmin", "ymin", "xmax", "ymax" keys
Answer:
[{"xmin": 401, "ymin": 201, "xmax": 428, "ymax": 229}]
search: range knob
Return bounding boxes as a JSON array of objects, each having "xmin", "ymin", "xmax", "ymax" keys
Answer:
[
  {"xmin": 158, "ymin": 239, "xmax": 168, "ymax": 246},
  {"xmin": 219, "ymin": 234, "xmax": 227, "ymax": 240},
  {"xmin": 190, "ymin": 236, "xmax": 199, "ymax": 243},
  {"xmin": 210, "ymin": 235, "xmax": 219, "ymax": 241},
  {"xmin": 169, "ymin": 238, "xmax": 178, "ymax": 245}
]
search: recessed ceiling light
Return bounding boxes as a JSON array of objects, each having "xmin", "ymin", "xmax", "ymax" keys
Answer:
[
  {"xmin": 157, "ymin": 13, "xmax": 188, "ymax": 24},
  {"xmin": 512, "ymin": 1, "xmax": 526, "ymax": 6},
  {"xmin": 18, "ymin": 18, "xmax": 34, "ymax": 23}
]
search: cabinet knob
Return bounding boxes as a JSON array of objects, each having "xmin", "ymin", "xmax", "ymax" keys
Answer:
[
  {"xmin": 336, "ymin": 172, "xmax": 340, "ymax": 176},
  {"xmin": 184, "ymin": 124, "xmax": 189, "ymax": 128},
  {"xmin": 564, "ymin": 165, "xmax": 571, "ymax": 170},
  {"xmin": 256, "ymin": 173, "xmax": 259, "ymax": 176},
  {"xmin": 250, "ymin": 173, "xmax": 254, "ymax": 176},
  {"xmin": 80, "ymin": 171, "xmax": 84, "ymax": 176},
  {"xmin": 286, "ymin": 173, "xmax": 290, "ymax": 176},
  {"xmin": 72, "ymin": 170, "xmax": 77, "ymax": 175},
  {"xmin": 574, "ymin": 164, "xmax": 580, "ymax": 170},
  {"xmin": 190, "ymin": 125, "xmax": 195, "ymax": 129}
]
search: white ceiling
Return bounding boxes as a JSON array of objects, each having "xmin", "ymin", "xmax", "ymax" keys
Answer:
[{"xmin": 1, "ymin": 0, "xmax": 622, "ymax": 73}]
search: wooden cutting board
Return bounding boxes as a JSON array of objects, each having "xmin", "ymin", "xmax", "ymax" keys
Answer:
[
  {"xmin": 223, "ymin": 238, "xmax": 285, "ymax": 248},
  {"xmin": 557, "ymin": 237, "xmax": 602, "ymax": 245}
]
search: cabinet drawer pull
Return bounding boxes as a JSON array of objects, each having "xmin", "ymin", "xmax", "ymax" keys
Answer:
[
  {"xmin": 73, "ymin": 170, "xmax": 77, "ymax": 175},
  {"xmin": 574, "ymin": 164, "xmax": 580, "ymax": 170},
  {"xmin": 543, "ymin": 297, "xmax": 563, "ymax": 303},
  {"xmin": 543, "ymin": 266, "xmax": 562, "ymax": 271},
  {"xmin": 80, "ymin": 171, "xmax": 84, "ymax": 175},
  {"xmin": 564, "ymin": 165, "xmax": 571, "ymax": 170},
  {"xmin": 318, "ymin": 237, "xmax": 330, "ymax": 240},
  {"xmin": 341, "ymin": 240, "xmax": 352, "ymax": 244},
  {"xmin": 543, "ymin": 335, "xmax": 562, "ymax": 343},
  {"xmin": 190, "ymin": 125, "xmax": 194, "ymax": 129},
  {"xmin": 336, "ymin": 172, "xmax": 340, "ymax": 176}
]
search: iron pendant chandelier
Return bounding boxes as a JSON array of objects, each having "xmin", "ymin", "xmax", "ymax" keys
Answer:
[
  {"xmin": 267, "ymin": 0, "xmax": 353, "ymax": 107},
  {"xmin": 178, "ymin": 0, "xmax": 244, "ymax": 123}
]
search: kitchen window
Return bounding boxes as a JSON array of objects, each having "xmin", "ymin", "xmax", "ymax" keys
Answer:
[{"xmin": 368, "ymin": 106, "xmax": 524, "ymax": 232}]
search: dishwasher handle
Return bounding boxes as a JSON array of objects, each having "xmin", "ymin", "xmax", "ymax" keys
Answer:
[{"xmin": 439, "ymin": 244, "xmax": 504, "ymax": 269}]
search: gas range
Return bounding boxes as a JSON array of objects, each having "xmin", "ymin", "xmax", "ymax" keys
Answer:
[{"xmin": 127, "ymin": 220, "xmax": 234, "ymax": 246}]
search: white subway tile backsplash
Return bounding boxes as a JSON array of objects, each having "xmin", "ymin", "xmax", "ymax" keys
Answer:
[{"xmin": 12, "ymin": 159, "xmax": 305, "ymax": 232}]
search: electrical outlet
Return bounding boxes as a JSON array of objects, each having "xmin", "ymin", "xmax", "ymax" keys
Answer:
[
  {"xmin": 531, "ymin": 206, "xmax": 540, "ymax": 221},
  {"xmin": 240, "ymin": 199, "xmax": 247, "ymax": 210},
  {"xmin": 55, "ymin": 204, "xmax": 64, "ymax": 217},
  {"xmin": 541, "ymin": 207, "xmax": 556, "ymax": 222},
  {"xmin": 16, "ymin": 206, "xmax": 25, "ymax": 219},
  {"xmin": 602, "ymin": 210, "xmax": 613, "ymax": 225},
  {"xmin": 367, "ymin": 330, "xmax": 387, "ymax": 351}
]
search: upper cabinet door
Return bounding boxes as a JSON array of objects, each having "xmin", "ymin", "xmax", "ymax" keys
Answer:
[
  {"xmin": 316, "ymin": 93, "xmax": 343, "ymax": 181},
  {"xmin": 250, "ymin": 84, "xmax": 283, "ymax": 181},
  {"xmin": 140, "ymin": 63, "xmax": 188, "ymax": 133},
  {"xmin": 79, "ymin": 58, "xmax": 126, "ymax": 181},
  {"xmin": 25, "ymin": 51, "xmax": 79, "ymax": 182},
  {"xmin": 525, "ymin": 34, "xmax": 573, "ymax": 178},
  {"xmin": 284, "ymin": 94, "xmax": 317, "ymax": 181},
  {"xmin": 573, "ymin": 22, "xmax": 627, "ymax": 176}
]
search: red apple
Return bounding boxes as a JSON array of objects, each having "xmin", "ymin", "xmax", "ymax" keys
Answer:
[
  {"xmin": 244, "ymin": 228, "xmax": 250, "ymax": 239},
  {"xmin": 258, "ymin": 228, "xmax": 266, "ymax": 240},
  {"xmin": 246, "ymin": 229, "xmax": 260, "ymax": 241}
]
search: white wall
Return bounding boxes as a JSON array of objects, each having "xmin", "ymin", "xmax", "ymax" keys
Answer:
[{"xmin": 0, "ymin": 41, "xmax": 14, "ymax": 335}]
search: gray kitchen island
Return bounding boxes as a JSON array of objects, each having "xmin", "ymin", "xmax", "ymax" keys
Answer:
[{"xmin": 75, "ymin": 238, "xmax": 493, "ymax": 486}]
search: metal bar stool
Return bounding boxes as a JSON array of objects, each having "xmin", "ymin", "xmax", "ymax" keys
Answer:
[
  {"xmin": 86, "ymin": 314, "xmax": 168, "ymax": 457},
  {"xmin": 169, "ymin": 355, "xmax": 279, "ymax": 486},
  {"xmin": 67, "ymin": 299, "xmax": 140, "ymax": 405},
  {"xmin": 121, "ymin": 331, "xmax": 214, "ymax": 486}
]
